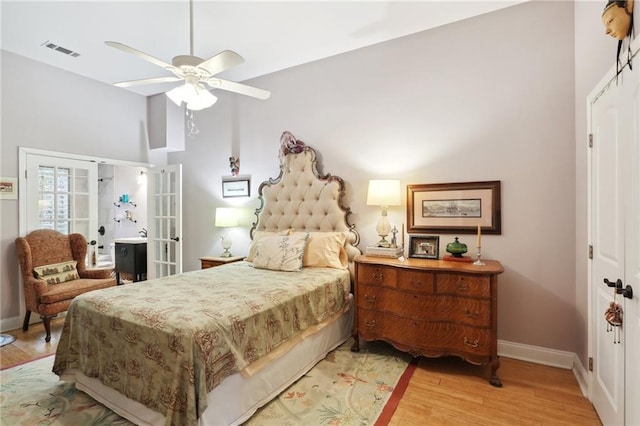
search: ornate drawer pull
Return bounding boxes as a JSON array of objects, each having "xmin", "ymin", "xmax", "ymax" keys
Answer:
[
  {"xmin": 364, "ymin": 294, "xmax": 376, "ymax": 303},
  {"xmin": 456, "ymin": 281, "xmax": 469, "ymax": 291},
  {"xmin": 364, "ymin": 319, "xmax": 376, "ymax": 328},
  {"xmin": 372, "ymin": 271, "xmax": 383, "ymax": 281},
  {"xmin": 410, "ymin": 280, "xmax": 423, "ymax": 288},
  {"xmin": 464, "ymin": 308, "xmax": 480, "ymax": 318},
  {"xmin": 464, "ymin": 337, "xmax": 479, "ymax": 348}
]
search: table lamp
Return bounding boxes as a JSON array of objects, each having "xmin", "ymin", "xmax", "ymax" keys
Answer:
[
  {"xmin": 367, "ymin": 180, "xmax": 401, "ymax": 247},
  {"xmin": 215, "ymin": 207, "xmax": 238, "ymax": 257}
]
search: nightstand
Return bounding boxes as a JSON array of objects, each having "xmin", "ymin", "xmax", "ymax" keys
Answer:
[{"xmin": 200, "ymin": 255, "xmax": 245, "ymax": 269}]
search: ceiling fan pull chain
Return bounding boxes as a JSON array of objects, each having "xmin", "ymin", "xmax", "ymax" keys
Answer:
[{"xmin": 186, "ymin": 109, "xmax": 199, "ymax": 137}]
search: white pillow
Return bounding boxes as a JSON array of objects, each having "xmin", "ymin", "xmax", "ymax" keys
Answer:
[
  {"xmin": 252, "ymin": 233, "xmax": 309, "ymax": 272},
  {"xmin": 293, "ymin": 231, "xmax": 348, "ymax": 269},
  {"xmin": 246, "ymin": 229, "xmax": 291, "ymax": 262}
]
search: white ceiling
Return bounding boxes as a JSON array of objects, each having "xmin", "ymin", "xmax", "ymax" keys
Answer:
[{"xmin": 1, "ymin": 1, "xmax": 526, "ymax": 96}]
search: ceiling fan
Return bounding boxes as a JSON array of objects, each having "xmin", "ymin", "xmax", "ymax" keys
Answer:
[{"xmin": 105, "ymin": 0, "xmax": 270, "ymax": 111}]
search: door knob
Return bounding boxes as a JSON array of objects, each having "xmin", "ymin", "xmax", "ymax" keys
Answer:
[
  {"xmin": 171, "ymin": 236, "xmax": 180, "ymax": 242},
  {"xmin": 604, "ymin": 278, "xmax": 633, "ymax": 299}
]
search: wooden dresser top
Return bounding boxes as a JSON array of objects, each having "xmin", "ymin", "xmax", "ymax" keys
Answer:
[{"xmin": 354, "ymin": 255, "xmax": 504, "ymax": 275}]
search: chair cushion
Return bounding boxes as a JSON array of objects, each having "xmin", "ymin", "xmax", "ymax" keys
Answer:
[
  {"xmin": 39, "ymin": 277, "xmax": 115, "ymax": 304},
  {"xmin": 33, "ymin": 261, "xmax": 80, "ymax": 284}
]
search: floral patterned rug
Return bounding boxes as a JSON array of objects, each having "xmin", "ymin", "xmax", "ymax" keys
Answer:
[{"xmin": 0, "ymin": 338, "xmax": 414, "ymax": 425}]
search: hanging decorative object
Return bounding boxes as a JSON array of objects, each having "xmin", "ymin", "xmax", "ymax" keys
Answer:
[
  {"xmin": 604, "ymin": 298, "xmax": 623, "ymax": 344},
  {"xmin": 229, "ymin": 156, "xmax": 240, "ymax": 176},
  {"xmin": 601, "ymin": 0, "xmax": 635, "ymax": 79}
]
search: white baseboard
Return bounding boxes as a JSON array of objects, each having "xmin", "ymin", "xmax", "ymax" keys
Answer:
[
  {"xmin": 0, "ymin": 316, "xmax": 24, "ymax": 334},
  {"xmin": 498, "ymin": 339, "xmax": 590, "ymax": 397}
]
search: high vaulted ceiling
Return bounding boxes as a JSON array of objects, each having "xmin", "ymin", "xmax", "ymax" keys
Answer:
[{"xmin": 1, "ymin": 1, "xmax": 526, "ymax": 97}]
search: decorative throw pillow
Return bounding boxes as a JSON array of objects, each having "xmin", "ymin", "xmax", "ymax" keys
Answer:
[
  {"xmin": 252, "ymin": 233, "xmax": 309, "ymax": 272},
  {"xmin": 33, "ymin": 260, "xmax": 80, "ymax": 284},
  {"xmin": 293, "ymin": 231, "xmax": 348, "ymax": 269},
  {"xmin": 246, "ymin": 229, "xmax": 291, "ymax": 262}
]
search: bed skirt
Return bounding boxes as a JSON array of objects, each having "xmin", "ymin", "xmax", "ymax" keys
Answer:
[{"xmin": 68, "ymin": 294, "xmax": 354, "ymax": 426}]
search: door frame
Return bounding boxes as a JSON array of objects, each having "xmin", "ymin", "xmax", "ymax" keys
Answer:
[
  {"xmin": 586, "ymin": 36, "xmax": 639, "ymax": 412},
  {"xmin": 17, "ymin": 147, "xmax": 151, "ymax": 326}
]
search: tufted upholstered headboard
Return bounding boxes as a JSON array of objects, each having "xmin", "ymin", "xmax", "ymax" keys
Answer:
[{"xmin": 251, "ymin": 131, "xmax": 361, "ymax": 276}]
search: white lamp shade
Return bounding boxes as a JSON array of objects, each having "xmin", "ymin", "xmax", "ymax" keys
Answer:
[
  {"xmin": 367, "ymin": 180, "xmax": 401, "ymax": 206},
  {"xmin": 215, "ymin": 207, "xmax": 238, "ymax": 228}
]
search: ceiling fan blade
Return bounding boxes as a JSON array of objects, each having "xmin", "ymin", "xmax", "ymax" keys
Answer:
[
  {"xmin": 206, "ymin": 78, "xmax": 271, "ymax": 100},
  {"xmin": 105, "ymin": 41, "xmax": 176, "ymax": 72},
  {"xmin": 197, "ymin": 50, "xmax": 244, "ymax": 76},
  {"xmin": 113, "ymin": 76, "xmax": 182, "ymax": 88}
]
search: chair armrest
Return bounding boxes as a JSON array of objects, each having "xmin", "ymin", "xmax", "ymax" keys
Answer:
[
  {"xmin": 80, "ymin": 268, "xmax": 114, "ymax": 280},
  {"xmin": 22, "ymin": 276, "xmax": 50, "ymax": 311}
]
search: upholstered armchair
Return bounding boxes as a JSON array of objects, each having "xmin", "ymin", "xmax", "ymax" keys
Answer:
[{"xmin": 15, "ymin": 229, "xmax": 116, "ymax": 342}]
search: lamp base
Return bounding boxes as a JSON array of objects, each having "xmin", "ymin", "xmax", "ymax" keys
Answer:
[
  {"xmin": 376, "ymin": 237, "xmax": 391, "ymax": 248},
  {"xmin": 221, "ymin": 248, "xmax": 232, "ymax": 258}
]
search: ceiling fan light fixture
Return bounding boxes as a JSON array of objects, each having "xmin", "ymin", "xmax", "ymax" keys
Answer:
[{"xmin": 186, "ymin": 89, "xmax": 217, "ymax": 111}]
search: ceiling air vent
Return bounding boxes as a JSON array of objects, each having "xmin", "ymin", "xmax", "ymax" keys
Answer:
[{"xmin": 41, "ymin": 40, "xmax": 80, "ymax": 58}]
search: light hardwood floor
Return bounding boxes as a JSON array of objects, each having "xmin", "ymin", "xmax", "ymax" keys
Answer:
[{"xmin": 1, "ymin": 318, "xmax": 602, "ymax": 425}]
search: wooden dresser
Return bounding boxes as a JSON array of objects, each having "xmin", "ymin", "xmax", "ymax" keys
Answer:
[{"xmin": 352, "ymin": 255, "xmax": 504, "ymax": 386}]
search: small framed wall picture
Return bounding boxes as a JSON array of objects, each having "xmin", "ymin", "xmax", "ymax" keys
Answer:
[
  {"xmin": 222, "ymin": 178, "xmax": 250, "ymax": 198},
  {"xmin": 408, "ymin": 235, "xmax": 440, "ymax": 259},
  {"xmin": 0, "ymin": 177, "xmax": 18, "ymax": 200}
]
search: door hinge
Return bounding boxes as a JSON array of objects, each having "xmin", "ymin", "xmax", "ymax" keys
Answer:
[
  {"xmin": 588, "ymin": 245, "xmax": 593, "ymax": 259},
  {"xmin": 589, "ymin": 357, "xmax": 593, "ymax": 372},
  {"xmin": 24, "ymin": 169, "xmax": 27, "ymax": 179},
  {"xmin": 588, "ymin": 133, "xmax": 593, "ymax": 148}
]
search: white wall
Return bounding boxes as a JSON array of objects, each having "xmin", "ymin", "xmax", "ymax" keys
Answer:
[
  {"xmin": 171, "ymin": 1, "xmax": 580, "ymax": 353},
  {"xmin": 0, "ymin": 51, "xmax": 150, "ymax": 324}
]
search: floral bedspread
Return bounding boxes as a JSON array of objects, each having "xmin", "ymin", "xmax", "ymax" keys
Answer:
[{"xmin": 53, "ymin": 261, "xmax": 350, "ymax": 426}]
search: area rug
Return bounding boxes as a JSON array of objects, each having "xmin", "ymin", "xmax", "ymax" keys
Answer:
[{"xmin": 0, "ymin": 338, "xmax": 415, "ymax": 425}]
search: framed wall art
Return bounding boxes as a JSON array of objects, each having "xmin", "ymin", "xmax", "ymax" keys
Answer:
[
  {"xmin": 222, "ymin": 177, "xmax": 250, "ymax": 198},
  {"xmin": 407, "ymin": 181, "xmax": 501, "ymax": 234},
  {"xmin": 0, "ymin": 177, "xmax": 18, "ymax": 200},
  {"xmin": 408, "ymin": 235, "xmax": 440, "ymax": 259}
]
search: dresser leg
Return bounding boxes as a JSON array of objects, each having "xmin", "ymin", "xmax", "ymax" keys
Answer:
[
  {"xmin": 489, "ymin": 356, "xmax": 502, "ymax": 387},
  {"xmin": 351, "ymin": 333, "xmax": 360, "ymax": 352}
]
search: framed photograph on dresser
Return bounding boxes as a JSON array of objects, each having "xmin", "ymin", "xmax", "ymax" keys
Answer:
[
  {"xmin": 407, "ymin": 180, "xmax": 501, "ymax": 235},
  {"xmin": 408, "ymin": 235, "xmax": 440, "ymax": 259}
]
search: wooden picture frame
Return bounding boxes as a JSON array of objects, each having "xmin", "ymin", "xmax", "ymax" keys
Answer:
[
  {"xmin": 407, "ymin": 181, "xmax": 501, "ymax": 234},
  {"xmin": 0, "ymin": 177, "xmax": 18, "ymax": 200},
  {"xmin": 222, "ymin": 178, "xmax": 250, "ymax": 198},
  {"xmin": 408, "ymin": 235, "xmax": 440, "ymax": 259}
]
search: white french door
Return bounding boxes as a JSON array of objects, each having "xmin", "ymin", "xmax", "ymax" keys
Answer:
[
  {"xmin": 148, "ymin": 164, "xmax": 182, "ymax": 279},
  {"xmin": 24, "ymin": 153, "xmax": 98, "ymax": 241}
]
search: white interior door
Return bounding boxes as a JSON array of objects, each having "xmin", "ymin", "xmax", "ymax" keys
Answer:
[
  {"xmin": 148, "ymin": 164, "xmax": 182, "ymax": 279},
  {"xmin": 622, "ymin": 48, "xmax": 640, "ymax": 425},
  {"xmin": 589, "ymin": 44, "xmax": 639, "ymax": 426},
  {"xmin": 590, "ymin": 75, "xmax": 626, "ymax": 426}
]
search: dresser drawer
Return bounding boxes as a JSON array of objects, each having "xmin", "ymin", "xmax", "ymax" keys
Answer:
[
  {"xmin": 357, "ymin": 290, "xmax": 490, "ymax": 326},
  {"xmin": 357, "ymin": 264, "xmax": 398, "ymax": 287},
  {"xmin": 358, "ymin": 310, "xmax": 492, "ymax": 356},
  {"xmin": 438, "ymin": 296, "xmax": 491, "ymax": 326},
  {"xmin": 436, "ymin": 273, "xmax": 490, "ymax": 298},
  {"xmin": 397, "ymin": 269, "xmax": 435, "ymax": 294},
  {"xmin": 357, "ymin": 285, "xmax": 438, "ymax": 318}
]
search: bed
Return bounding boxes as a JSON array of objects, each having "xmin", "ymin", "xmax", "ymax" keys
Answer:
[{"xmin": 53, "ymin": 131, "xmax": 361, "ymax": 426}]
